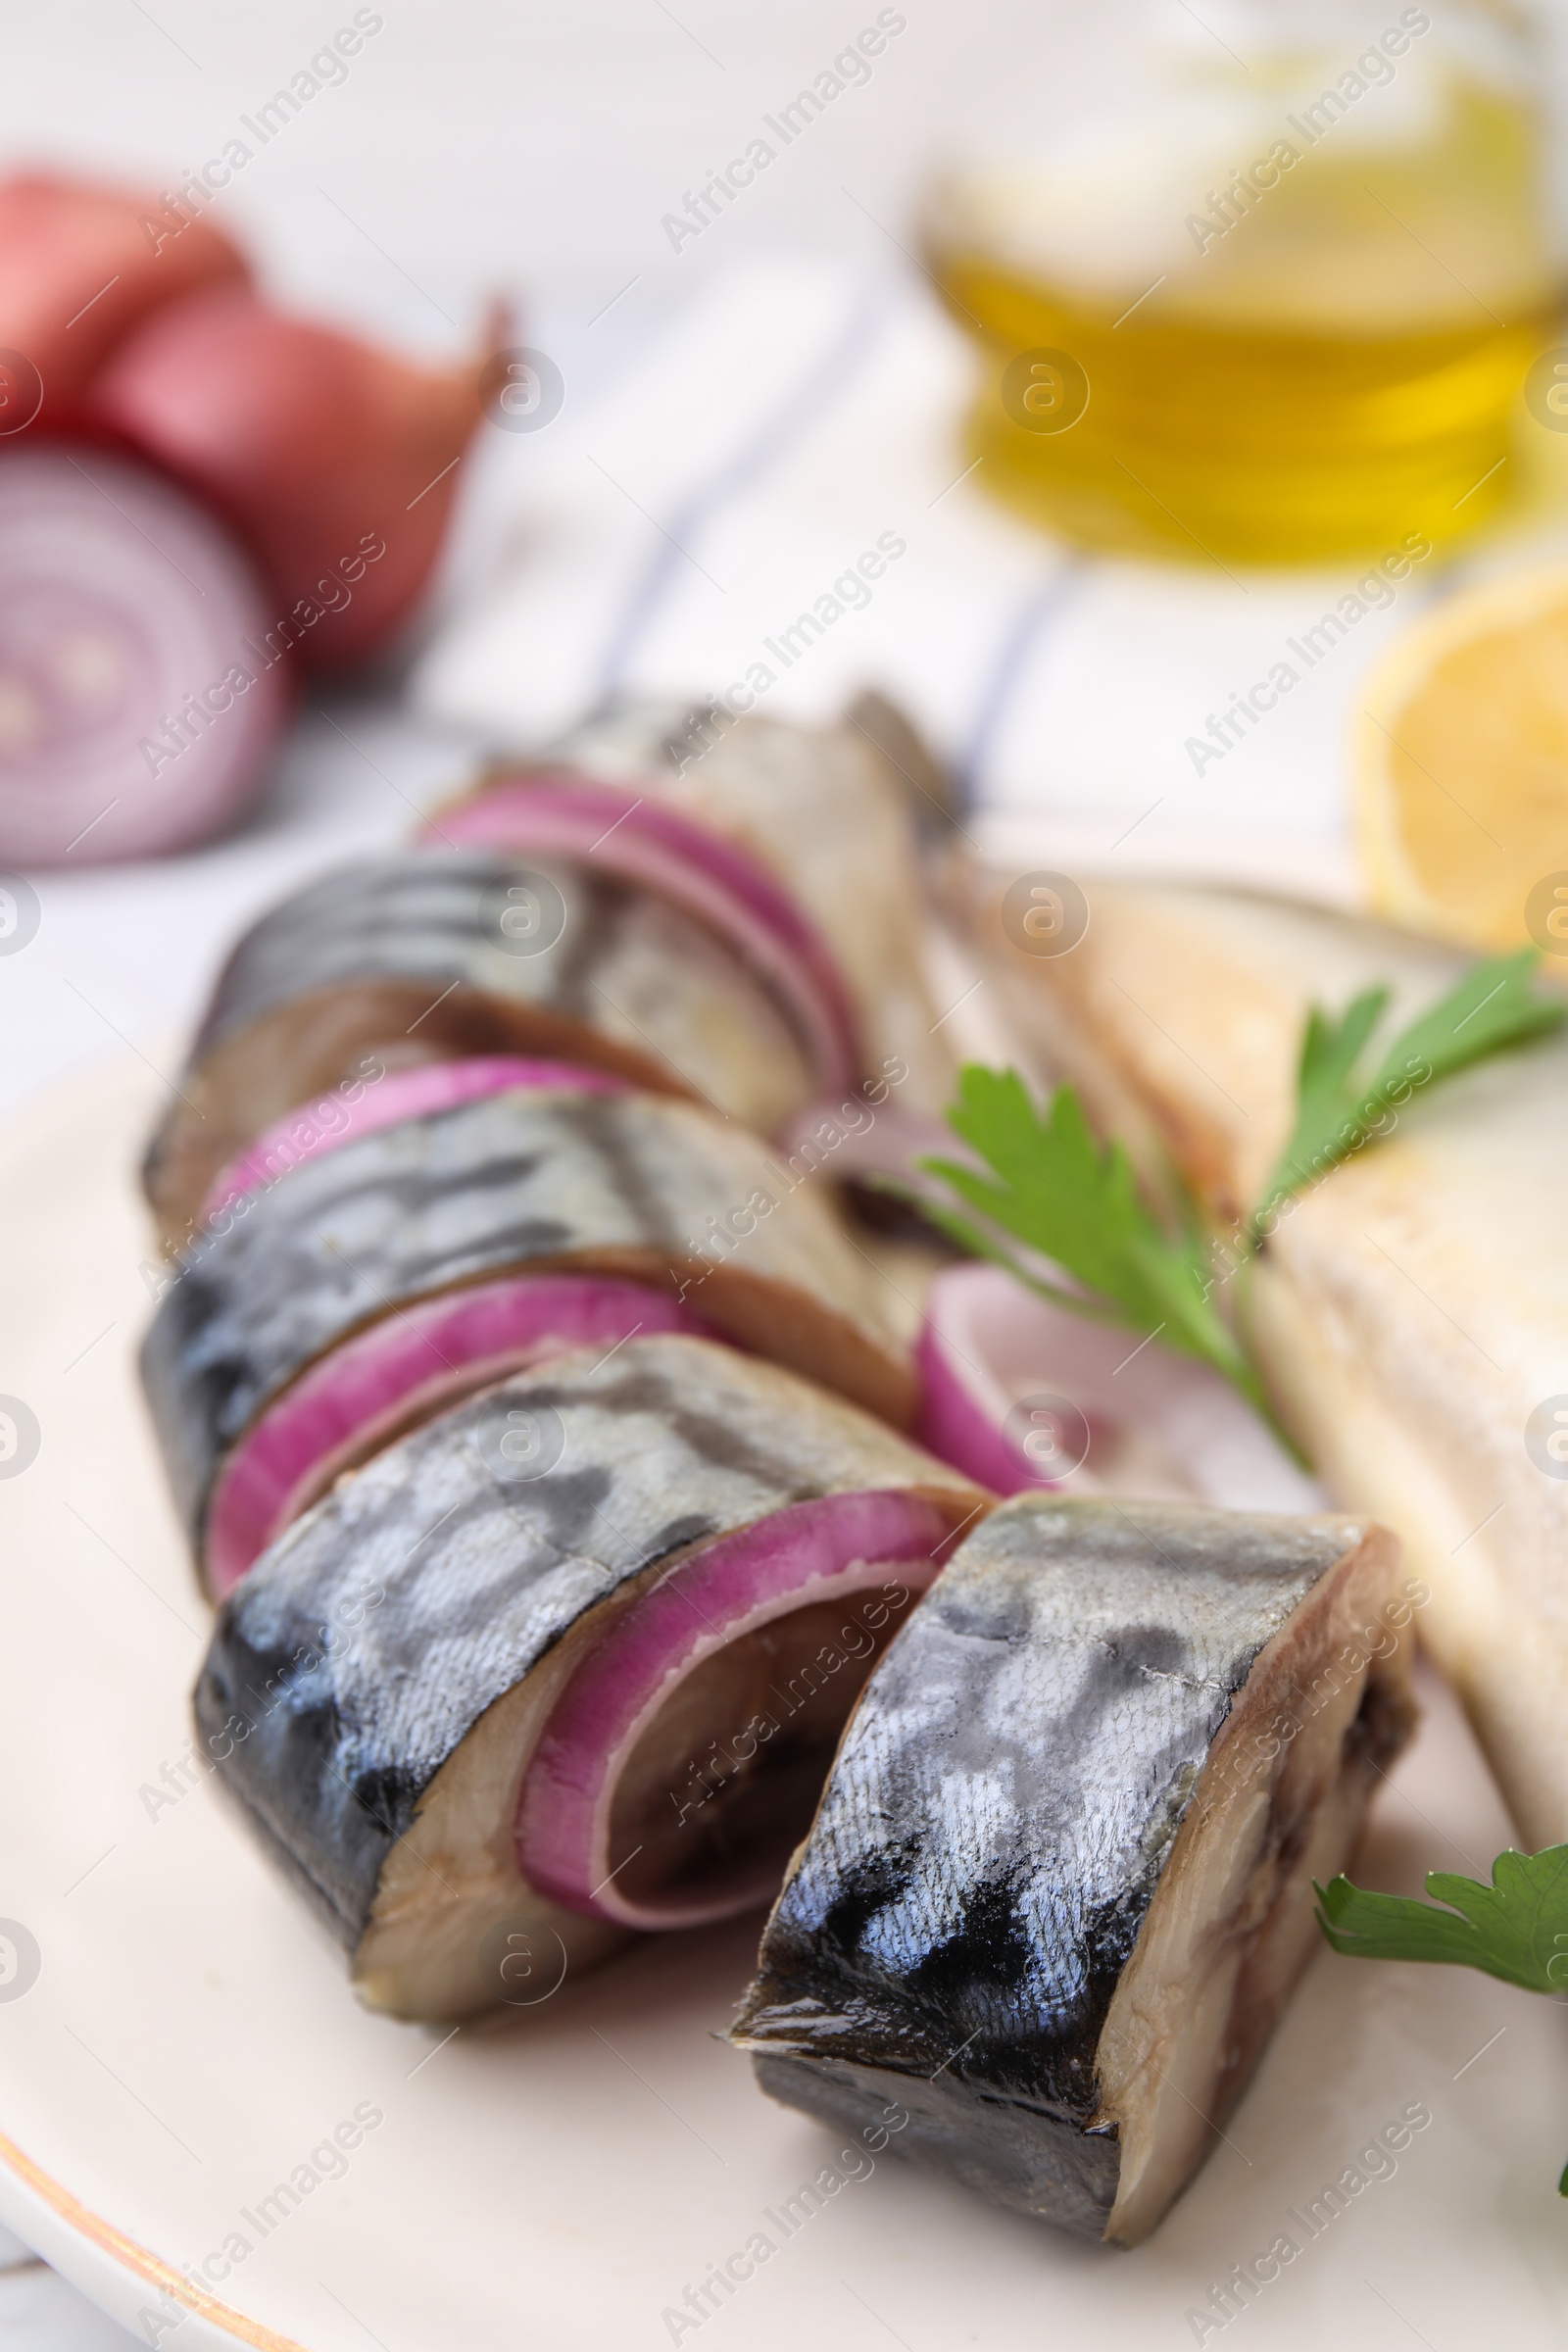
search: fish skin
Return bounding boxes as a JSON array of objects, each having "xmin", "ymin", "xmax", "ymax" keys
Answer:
[
  {"xmin": 186, "ymin": 848, "xmax": 810, "ymax": 1076},
  {"xmin": 732, "ymin": 1494, "xmax": 1412, "ymax": 2243},
  {"xmin": 142, "ymin": 1087, "xmax": 913, "ymax": 1551},
  {"xmin": 143, "ymin": 848, "xmax": 818, "ymax": 1243},
  {"xmin": 194, "ymin": 1335, "xmax": 986, "ymax": 1982},
  {"xmin": 487, "ymin": 699, "xmax": 957, "ymax": 1114},
  {"xmin": 655, "ymin": 709, "xmax": 956, "ymax": 1115},
  {"xmin": 946, "ymin": 868, "xmax": 1568, "ymax": 1848}
]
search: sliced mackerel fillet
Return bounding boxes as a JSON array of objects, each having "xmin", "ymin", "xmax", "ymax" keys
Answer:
[
  {"xmin": 143, "ymin": 1084, "xmax": 916, "ymax": 1592},
  {"xmin": 444, "ymin": 700, "xmax": 958, "ymax": 1117},
  {"xmin": 142, "ymin": 847, "xmax": 822, "ymax": 1245},
  {"xmin": 732, "ymin": 1493, "xmax": 1415, "ymax": 2245},
  {"xmin": 944, "ymin": 867, "xmax": 1568, "ymax": 1847},
  {"xmin": 194, "ymin": 1334, "xmax": 988, "ymax": 2025}
]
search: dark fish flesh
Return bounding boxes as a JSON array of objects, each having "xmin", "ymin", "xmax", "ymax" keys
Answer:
[{"xmin": 731, "ymin": 1492, "xmax": 1416, "ymax": 2245}]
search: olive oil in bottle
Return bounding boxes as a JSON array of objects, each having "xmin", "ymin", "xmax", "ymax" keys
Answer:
[{"xmin": 927, "ymin": 3, "xmax": 1562, "ymax": 564}]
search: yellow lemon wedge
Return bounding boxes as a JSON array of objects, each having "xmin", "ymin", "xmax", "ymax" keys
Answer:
[{"xmin": 1352, "ymin": 564, "xmax": 1568, "ymax": 953}]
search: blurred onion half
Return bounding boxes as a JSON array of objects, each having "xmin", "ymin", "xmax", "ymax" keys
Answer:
[{"xmin": 0, "ymin": 442, "xmax": 290, "ymax": 864}]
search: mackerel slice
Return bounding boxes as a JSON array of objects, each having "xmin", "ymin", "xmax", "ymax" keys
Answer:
[
  {"xmin": 731, "ymin": 1494, "xmax": 1416, "ymax": 2247},
  {"xmin": 446, "ymin": 699, "xmax": 959, "ymax": 1115},
  {"xmin": 142, "ymin": 1087, "xmax": 915, "ymax": 1584},
  {"xmin": 143, "ymin": 848, "xmax": 820, "ymax": 1245},
  {"xmin": 194, "ymin": 1336, "xmax": 987, "ymax": 2024}
]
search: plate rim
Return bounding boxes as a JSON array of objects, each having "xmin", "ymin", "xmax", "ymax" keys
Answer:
[{"xmin": 0, "ymin": 2123, "xmax": 307, "ymax": 2351}]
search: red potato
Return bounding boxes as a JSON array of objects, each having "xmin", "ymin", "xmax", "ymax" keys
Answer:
[
  {"xmin": 89, "ymin": 285, "xmax": 489, "ymax": 671},
  {"xmin": 0, "ymin": 172, "xmax": 249, "ymax": 426}
]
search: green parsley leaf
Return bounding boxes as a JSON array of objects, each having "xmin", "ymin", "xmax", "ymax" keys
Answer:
[
  {"xmin": 1317, "ymin": 1843, "xmax": 1568, "ymax": 2193},
  {"xmin": 1262, "ymin": 984, "xmax": 1390, "ymax": 1210},
  {"xmin": 1257, "ymin": 950, "xmax": 1564, "ymax": 1221},
  {"xmin": 1375, "ymin": 945, "xmax": 1565, "ymax": 1104},
  {"xmin": 1315, "ymin": 1845, "xmax": 1568, "ymax": 1993},
  {"xmin": 917, "ymin": 955, "xmax": 1562, "ymax": 1478},
  {"xmin": 918, "ymin": 1065, "xmax": 1269, "ymax": 1417}
]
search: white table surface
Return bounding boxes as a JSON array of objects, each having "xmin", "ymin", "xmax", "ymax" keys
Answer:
[{"xmin": 0, "ymin": 703, "xmax": 484, "ymax": 2352}]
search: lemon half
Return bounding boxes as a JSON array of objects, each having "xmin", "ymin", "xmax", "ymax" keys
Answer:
[{"xmin": 1353, "ymin": 564, "xmax": 1568, "ymax": 951}]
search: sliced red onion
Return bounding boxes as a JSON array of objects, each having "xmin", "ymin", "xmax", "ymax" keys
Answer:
[
  {"xmin": 777, "ymin": 1096, "xmax": 952, "ymax": 1187},
  {"xmin": 0, "ymin": 443, "xmax": 291, "ymax": 863},
  {"xmin": 426, "ymin": 776, "xmax": 861, "ymax": 1095},
  {"xmin": 514, "ymin": 1490, "xmax": 958, "ymax": 1931},
  {"xmin": 916, "ymin": 1263, "xmax": 1324, "ymax": 1512},
  {"xmin": 201, "ymin": 1054, "xmax": 628, "ymax": 1223},
  {"xmin": 206, "ymin": 1273, "xmax": 713, "ymax": 1594}
]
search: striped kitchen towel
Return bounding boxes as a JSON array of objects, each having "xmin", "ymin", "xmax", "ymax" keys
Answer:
[{"xmin": 414, "ymin": 255, "xmax": 1547, "ymax": 900}]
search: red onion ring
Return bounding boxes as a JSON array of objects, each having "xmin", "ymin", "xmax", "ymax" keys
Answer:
[
  {"xmin": 426, "ymin": 777, "xmax": 861, "ymax": 1095},
  {"xmin": 206, "ymin": 1273, "xmax": 715, "ymax": 1594},
  {"xmin": 201, "ymin": 1054, "xmax": 628, "ymax": 1223},
  {"xmin": 915, "ymin": 1311, "xmax": 1048, "ymax": 1497},
  {"xmin": 916, "ymin": 1263, "xmax": 1322, "ymax": 1510},
  {"xmin": 777, "ymin": 1095, "xmax": 952, "ymax": 1186},
  {"xmin": 514, "ymin": 1490, "xmax": 958, "ymax": 1930},
  {"xmin": 0, "ymin": 443, "xmax": 290, "ymax": 863}
]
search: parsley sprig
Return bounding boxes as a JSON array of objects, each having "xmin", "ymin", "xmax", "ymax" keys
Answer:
[
  {"xmin": 920, "ymin": 1066, "xmax": 1271, "ymax": 1420},
  {"xmin": 1317, "ymin": 1847, "xmax": 1568, "ymax": 2192},
  {"xmin": 1258, "ymin": 948, "xmax": 1562, "ymax": 1222},
  {"xmin": 1317, "ymin": 1846, "xmax": 1568, "ymax": 1993},
  {"xmin": 917, "ymin": 950, "xmax": 1563, "ymax": 1434}
]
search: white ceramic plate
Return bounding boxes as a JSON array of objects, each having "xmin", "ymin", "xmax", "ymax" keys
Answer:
[{"xmin": 0, "ymin": 1056, "xmax": 1564, "ymax": 2352}]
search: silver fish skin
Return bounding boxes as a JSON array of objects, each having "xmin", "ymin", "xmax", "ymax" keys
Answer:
[
  {"xmin": 647, "ymin": 710, "xmax": 956, "ymax": 1116},
  {"xmin": 143, "ymin": 847, "xmax": 818, "ymax": 1244},
  {"xmin": 194, "ymin": 1334, "xmax": 986, "ymax": 2024},
  {"xmin": 732, "ymin": 1494, "xmax": 1413, "ymax": 2246},
  {"xmin": 142, "ymin": 1087, "xmax": 914, "ymax": 1556},
  {"xmin": 943, "ymin": 866, "xmax": 1568, "ymax": 1848},
  {"xmin": 510, "ymin": 698, "xmax": 957, "ymax": 1113}
]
